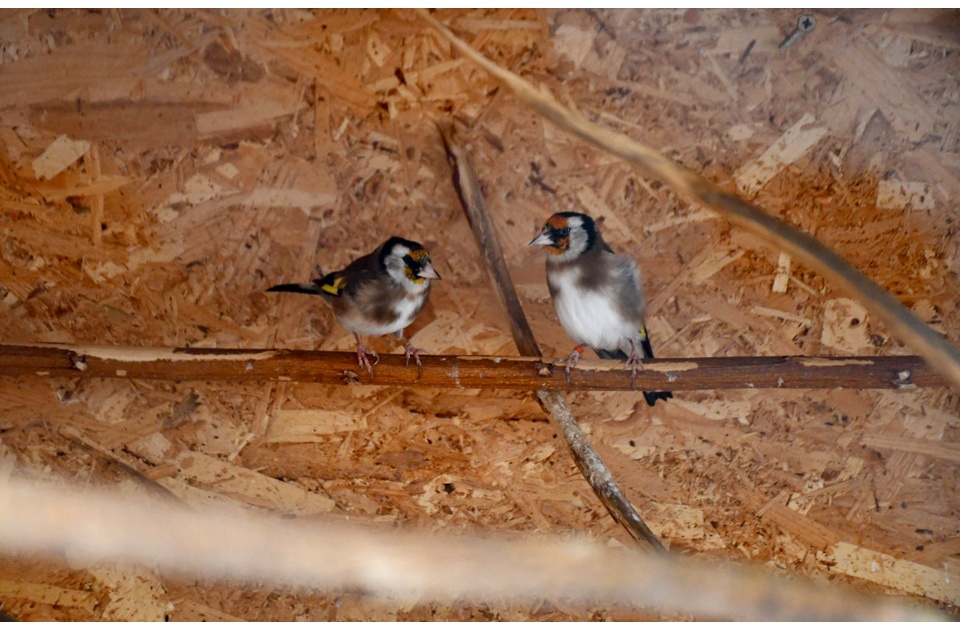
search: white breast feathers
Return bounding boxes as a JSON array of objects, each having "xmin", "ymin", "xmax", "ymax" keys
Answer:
[{"xmin": 549, "ymin": 266, "xmax": 637, "ymax": 353}]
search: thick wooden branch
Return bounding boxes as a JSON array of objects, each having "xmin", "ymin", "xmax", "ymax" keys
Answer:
[{"xmin": 0, "ymin": 345, "xmax": 943, "ymax": 390}]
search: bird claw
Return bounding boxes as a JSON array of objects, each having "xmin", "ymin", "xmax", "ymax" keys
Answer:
[
  {"xmin": 356, "ymin": 342, "xmax": 379, "ymax": 377},
  {"xmin": 404, "ymin": 342, "xmax": 424, "ymax": 379},
  {"xmin": 626, "ymin": 342, "xmax": 643, "ymax": 390},
  {"xmin": 564, "ymin": 345, "xmax": 583, "ymax": 386}
]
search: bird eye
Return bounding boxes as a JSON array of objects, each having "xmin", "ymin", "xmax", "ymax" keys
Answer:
[
  {"xmin": 559, "ymin": 227, "xmax": 571, "ymax": 236},
  {"xmin": 402, "ymin": 255, "xmax": 415, "ymax": 266}
]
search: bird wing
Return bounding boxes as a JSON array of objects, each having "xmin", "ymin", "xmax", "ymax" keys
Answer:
[
  {"xmin": 606, "ymin": 253, "xmax": 647, "ymax": 324},
  {"xmin": 593, "ymin": 236, "xmax": 672, "ymax": 407},
  {"xmin": 320, "ymin": 246, "xmax": 384, "ymax": 299}
]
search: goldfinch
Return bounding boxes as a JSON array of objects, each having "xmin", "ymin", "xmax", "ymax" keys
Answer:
[
  {"xmin": 529, "ymin": 212, "xmax": 673, "ymax": 406},
  {"xmin": 269, "ymin": 236, "xmax": 440, "ymax": 376}
]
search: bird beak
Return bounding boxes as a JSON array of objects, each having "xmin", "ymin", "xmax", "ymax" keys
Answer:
[
  {"xmin": 528, "ymin": 231, "xmax": 553, "ymax": 248},
  {"xmin": 417, "ymin": 262, "xmax": 441, "ymax": 280}
]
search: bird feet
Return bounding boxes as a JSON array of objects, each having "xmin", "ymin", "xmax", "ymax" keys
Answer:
[
  {"xmin": 626, "ymin": 341, "xmax": 644, "ymax": 389},
  {"xmin": 355, "ymin": 336, "xmax": 380, "ymax": 377},
  {"xmin": 564, "ymin": 345, "xmax": 584, "ymax": 385},
  {"xmin": 404, "ymin": 341, "xmax": 424, "ymax": 379}
]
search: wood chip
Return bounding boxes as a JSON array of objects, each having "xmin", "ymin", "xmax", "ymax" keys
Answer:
[
  {"xmin": 173, "ymin": 450, "xmax": 336, "ymax": 514},
  {"xmin": 89, "ymin": 566, "xmax": 171, "ymax": 622},
  {"xmin": 772, "ymin": 251, "xmax": 791, "ymax": 293},
  {"xmin": 267, "ymin": 409, "xmax": 368, "ymax": 442},
  {"xmin": 0, "ymin": 579, "xmax": 96, "ymax": 612},
  {"xmin": 821, "ymin": 298, "xmax": 871, "ymax": 353},
  {"xmin": 819, "ymin": 542, "xmax": 959, "ymax": 606},
  {"xmin": 861, "ymin": 434, "xmax": 960, "ymax": 463},
  {"xmin": 877, "ymin": 180, "xmax": 935, "ymax": 211},
  {"xmin": 735, "ymin": 113, "xmax": 828, "ymax": 196},
  {"xmin": 195, "ymin": 100, "xmax": 303, "ymax": 137},
  {"xmin": 31, "ymin": 135, "xmax": 90, "ymax": 180}
]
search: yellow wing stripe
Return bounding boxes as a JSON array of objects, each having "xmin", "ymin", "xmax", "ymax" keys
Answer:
[{"xmin": 320, "ymin": 276, "xmax": 347, "ymax": 296}]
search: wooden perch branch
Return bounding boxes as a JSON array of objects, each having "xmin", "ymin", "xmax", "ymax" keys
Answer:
[
  {"xmin": 439, "ymin": 124, "xmax": 666, "ymax": 553},
  {"xmin": 415, "ymin": 9, "xmax": 960, "ymax": 393},
  {"xmin": 0, "ymin": 345, "xmax": 943, "ymax": 390}
]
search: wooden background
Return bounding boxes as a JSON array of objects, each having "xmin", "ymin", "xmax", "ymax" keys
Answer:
[{"xmin": 0, "ymin": 8, "xmax": 957, "ymax": 620}]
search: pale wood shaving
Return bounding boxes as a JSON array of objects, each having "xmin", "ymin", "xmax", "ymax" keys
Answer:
[
  {"xmin": 267, "ymin": 409, "xmax": 369, "ymax": 442},
  {"xmin": 31, "ymin": 134, "xmax": 89, "ymax": 180},
  {"xmin": 877, "ymin": 180, "xmax": 935, "ymax": 211},
  {"xmin": 819, "ymin": 542, "xmax": 958, "ymax": 606},
  {"xmin": 821, "ymin": 298, "xmax": 872, "ymax": 353},
  {"xmin": 89, "ymin": 566, "xmax": 171, "ymax": 622},
  {"xmin": 861, "ymin": 434, "xmax": 960, "ymax": 463},
  {"xmin": 735, "ymin": 113, "xmax": 828, "ymax": 196}
]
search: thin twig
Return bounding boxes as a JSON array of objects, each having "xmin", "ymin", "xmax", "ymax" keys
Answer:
[
  {"xmin": 439, "ymin": 125, "xmax": 540, "ymax": 357},
  {"xmin": 538, "ymin": 390, "xmax": 663, "ymax": 547},
  {"xmin": 414, "ymin": 8, "xmax": 960, "ymax": 393},
  {"xmin": 439, "ymin": 123, "xmax": 666, "ymax": 553}
]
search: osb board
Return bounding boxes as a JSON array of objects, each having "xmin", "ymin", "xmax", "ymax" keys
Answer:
[{"xmin": 0, "ymin": 7, "xmax": 958, "ymax": 621}]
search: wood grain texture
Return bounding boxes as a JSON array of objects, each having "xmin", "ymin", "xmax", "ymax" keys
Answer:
[{"xmin": 0, "ymin": 344, "xmax": 944, "ymax": 391}]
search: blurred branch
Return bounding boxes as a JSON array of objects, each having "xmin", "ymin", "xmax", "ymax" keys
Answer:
[
  {"xmin": 415, "ymin": 8, "xmax": 960, "ymax": 393},
  {"xmin": 0, "ymin": 479, "xmax": 940, "ymax": 621}
]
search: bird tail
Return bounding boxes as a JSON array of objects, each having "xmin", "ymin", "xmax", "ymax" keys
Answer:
[
  {"xmin": 594, "ymin": 348, "xmax": 628, "ymax": 361},
  {"xmin": 637, "ymin": 329, "xmax": 673, "ymax": 407},
  {"xmin": 594, "ymin": 338, "xmax": 674, "ymax": 408},
  {"xmin": 267, "ymin": 282, "xmax": 323, "ymax": 296},
  {"xmin": 642, "ymin": 389, "xmax": 673, "ymax": 407},
  {"xmin": 268, "ymin": 272, "xmax": 346, "ymax": 297}
]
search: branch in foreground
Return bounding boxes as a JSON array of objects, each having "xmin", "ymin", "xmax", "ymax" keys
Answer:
[
  {"xmin": 415, "ymin": 9, "xmax": 960, "ymax": 394},
  {"xmin": 0, "ymin": 479, "xmax": 939, "ymax": 621},
  {"xmin": 0, "ymin": 344, "xmax": 944, "ymax": 391}
]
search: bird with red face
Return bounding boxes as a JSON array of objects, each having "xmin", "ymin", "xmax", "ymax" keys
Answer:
[{"xmin": 529, "ymin": 212, "xmax": 672, "ymax": 406}]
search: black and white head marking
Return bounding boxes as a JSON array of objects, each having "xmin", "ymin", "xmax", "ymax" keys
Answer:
[
  {"xmin": 528, "ymin": 212, "xmax": 599, "ymax": 262},
  {"xmin": 379, "ymin": 236, "xmax": 440, "ymax": 289}
]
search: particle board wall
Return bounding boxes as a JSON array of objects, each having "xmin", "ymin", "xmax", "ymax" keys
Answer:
[{"xmin": 0, "ymin": 8, "xmax": 958, "ymax": 621}]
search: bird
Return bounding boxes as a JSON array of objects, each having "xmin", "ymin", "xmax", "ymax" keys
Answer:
[
  {"xmin": 528, "ymin": 211, "xmax": 673, "ymax": 406},
  {"xmin": 268, "ymin": 236, "xmax": 440, "ymax": 377}
]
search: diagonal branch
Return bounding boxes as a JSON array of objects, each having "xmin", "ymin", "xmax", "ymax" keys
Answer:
[
  {"xmin": 439, "ymin": 125, "xmax": 540, "ymax": 358},
  {"xmin": 439, "ymin": 123, "xmax": 666, "ymax": 553},
  {"xmin": 415, "ymin": 8, "xmax": 960, "ymax": 393}
]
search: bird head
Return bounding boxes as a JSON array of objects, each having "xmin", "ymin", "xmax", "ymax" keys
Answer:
[
  {"xmin": 528, "ymin": 212, "xmax": 597, "ymax": 260},
  {"xmin": 381, "ymin": 237, "xmax": 441, "ymax": 287}
]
